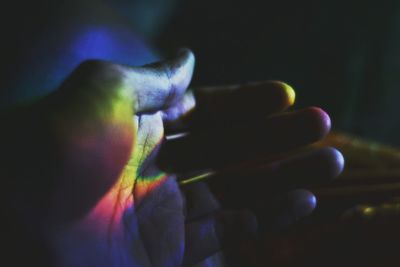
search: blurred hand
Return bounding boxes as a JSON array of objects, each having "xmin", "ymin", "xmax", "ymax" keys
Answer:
[
  {"xmin": 159, "ymin": 73, "xmax": 344, "ymax": 233},
  {"xmin": 1, "ymin": 49, "xmax": 344, "ymax": 267}
]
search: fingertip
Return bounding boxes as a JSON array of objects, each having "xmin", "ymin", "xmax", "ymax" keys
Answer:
[
  {"xmin": 322, "ymin": 147, "xmax": 345, "ymax": 178},
  {"xmin": 309, "ymin": 193, "xmax": 317, "ymax": 210},
  {"xmin": 290, "ymin": 189, "xmax": 317, "ymax": 215},
  {"xmin": 169, "ymin": 48, "xmax": 196, "ymax": 91},
  {"xmin": 281, "ymin": 82, "xmax": 296, "ymax": 106},
  {"xmin": 185, "ymin": 48, "xmax": 196, "ymax": 65},
  {"xmin": 308, "ymin": 107, "xmax": 332, "ymax": 138},
  {"xmin": 269, "ymin": 190, "xmax": 317, "ymax": 229},
  {"xmin": 176, "ymin": 48, "xmax": 195, "ymax": 71},
  {"xmin": 336, "ymin": 149, "xmax": 345, "ymax": 174},
  {"xmin": 305, "ymin": 147, "xmax": 345, "ymax": 181},
  {"xmin": 178, "ymin": 47, "xmax": 195, "ymax": 61},
  {"xmin": 268, "ymin": 81, "xmax": 296, "ymax": 107}
]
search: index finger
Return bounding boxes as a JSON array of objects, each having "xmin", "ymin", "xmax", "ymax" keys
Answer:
[{"xmin": 183, "ymin": 81, "xmax": 296, "ymax": 129}]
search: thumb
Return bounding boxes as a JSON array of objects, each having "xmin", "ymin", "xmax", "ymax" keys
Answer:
[
  {"xmin": 2, "ymin": 49, "xmax": 195, "ymax": 223},
  {"xmin": 48, "ymin": 50, "xmax": 194, "ymax": 222},
  {"xmin": 50, "ymin": 48, "xmax": 195, "ymax": 114},
  {"xmin": 129, "ymin": 48, "xmax": 195, "ymax": 113}
]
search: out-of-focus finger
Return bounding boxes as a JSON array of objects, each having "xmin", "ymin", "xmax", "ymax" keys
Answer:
[
  {"xmin": 245, "ymin": 147, "xmax": 345, "ymax": 191},
  {"xmin": 205, "ymin": 147, "xmax": 344, "ymax": 210},
  {"xmin": 186, "ymin": 81, "xmax": 295, "ymax": 129},
  {"xmin": 164, "ymin": 81, "xmax": 295, "ymax": 134},
  {"xmin": 261, "ymin": 189, "xmax": 317, "ymax": 232},
  {"xmin": 182, "ymin": 181, "xmax": 221, "ymax": 221},
  {"xmin": 158, "ymin": 107, "xmax": 331, "ymax": 173},
  {"xmin": 183, "ymin": 210, "xmax": 257, "ymax": 267}
]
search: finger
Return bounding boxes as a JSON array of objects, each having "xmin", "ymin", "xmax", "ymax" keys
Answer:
[
  {"xmin": 128, "ymin": 48, "xmax": 195, "ymax": 113},
  {"xmin": 261, "ymin": 189, "xmax": 317, "ymax": 232},
  {"xmin": 162, "ymin": 90, "xmax": 196, "ymax": 127},
  {"xmin": 187, "ymin": 81, "xmax": 296, "ymax": 129},
  {"xmin": 163, "ymin": 81, "xmax": 295, "ymax": 134},
  {"xmin": 248, "ymin": 147, "xmax": 345, "ymax": 191},
  {"xmin": 183, "ymin": 210, "xmax": 257, "ymax": 267},
  {"xmin": 182, "ymin": 182, "xmax": 221, "ymax": 221},
  {"xmin": 206, "ymin": 147, "xmax": 344, "ymax": 209},
  {"xmin": 158, "ymin": 107, "xmax": 331, "ymax": 173}
]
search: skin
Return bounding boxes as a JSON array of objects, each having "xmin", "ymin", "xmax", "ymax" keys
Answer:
[
  {"xmin": 1, "ymin": 1, "xmax": 344, "ymax": 266},
  {"xmin": 1, "ymin": 50, "xmax": 344, "ymax": 266}
]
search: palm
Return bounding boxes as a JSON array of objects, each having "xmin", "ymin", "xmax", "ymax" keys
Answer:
[{"xmin": 51, "ymin": 110, "xmax": 185, "ymax": 267}]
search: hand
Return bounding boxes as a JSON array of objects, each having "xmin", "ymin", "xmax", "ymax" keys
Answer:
[
  {"xmin": 1, "ymin": 49, "xmax": 343, "ymax": 267},
  {"xmin": 158, "ymin": 76, "xmax": 344, "ymax": 266},
  {"xmin": 1, "ymin": 50, "xmax": 255, "ymax": 267},
  {"xmin": 159, "ymin": 78, "xmax": 344, "ymax": 232}
]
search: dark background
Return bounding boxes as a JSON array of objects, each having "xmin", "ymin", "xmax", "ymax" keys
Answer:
[
  {"xmin": 3, "ymin": 0, "xmax": 400, "ymax": 145},
  {"xmin": 156, "ymin": 0, "xmax": 400, "ymax": 146}
]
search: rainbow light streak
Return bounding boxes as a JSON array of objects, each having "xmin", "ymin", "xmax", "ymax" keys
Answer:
[
  {"xmin": 87, "ymin": 164, "xmax": 168, "ymax": 233},
  {"xmin": 179, "ymin": 171, "xmax": 215, "ymax": 186},
  {"xmin": 79, "ymin": 111, "xmax": 168, "ymax": 236}
]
